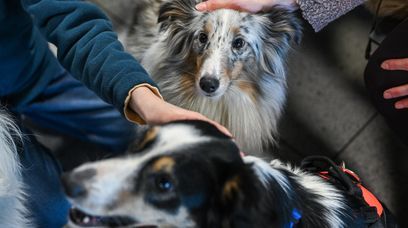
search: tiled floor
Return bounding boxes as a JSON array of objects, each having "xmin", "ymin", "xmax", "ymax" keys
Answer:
[
  {"xmin": 37, "ymin": 1, "xmax": 407, "ymax": 226},
  {"xmin": 279, "ymin": 8, "xmax": 408, "ymax": 226}
]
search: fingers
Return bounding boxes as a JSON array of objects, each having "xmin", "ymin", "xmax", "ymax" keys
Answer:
[
  {"xmin": 383, "ymin": 84, "xmax": 408, "ymax": 109},
  {"xmin": 209, "ymin": 120, "xmax": 233, "ymax": 137},
  {"xmin": 384, "ymin": 84, "xmax": 408, "ymax": 100},
  {"xmin": 145, "ymin": 99, "xmax": 233, "ymax": 137},
  {"xmin": 381, "ymin": 58, "xmax": 408, "ymax": 71},
  {"xmin": 394, "ymin": 98, "xmax": 408, "ymax": 109},
  {"xmin": 196, "ymin": 0, "xmax": 248, "ymax": 12},
  {"xmin": 186, "ymin": 112, "xmax": 233, "ymax": 137},
  {"xmin": 380, "ymin": 58, "xmax": 408, "ymax": 109}
]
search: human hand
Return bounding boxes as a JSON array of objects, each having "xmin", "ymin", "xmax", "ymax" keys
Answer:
[
  {"xmin": 195, "ymin": 0, "xmax": 298, "ymax": 13},
  {"xmin": 381, "ymin": 58, "xmax": 408, "ymax": 109},
  {"xmin": 129, "ymin": 86, "xmax": 232, "ymax": 137}
]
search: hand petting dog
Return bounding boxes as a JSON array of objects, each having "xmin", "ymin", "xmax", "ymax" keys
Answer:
[
  {"xmin": 195, "ymin": 0, "xmax": 298, "ymax": 13},
  {"xmin": 130, "ymin": 87, "xmax": 232, "ymax": 137},
  {"xmin": 382, "ymin": 58, "xmax": 408, "ymax": 109}
]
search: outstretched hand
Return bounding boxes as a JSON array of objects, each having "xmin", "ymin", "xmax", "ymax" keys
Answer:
[
  {"xmin": 195, "ymin": 0, "xmax": 297, "ymax": 13},
  {"xmin": 130, "ymin": 87, "xmax": 232, "ymax": 137},
  {"xmin": 382, "ymin": 58, "xmax": 408, "ymax": 109}
]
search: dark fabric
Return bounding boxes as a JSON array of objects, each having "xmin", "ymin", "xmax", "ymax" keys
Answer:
[
  {"xmin": 10, "ymin": 70, "xmax": 136, "ymax": 227},
  {"xmin": 19, "ymin": 127, "xmax": 71, "ymax": 227},
  {"xmin": 364, "ymin": 18, "xmax": 408, "ymax": 145},
  {"xmin": 0, "ymin": 0, "xmax": 62, "ymax": 110},
  {"xmin": 0, "ymin": 0, "xmax": 147, "ymax": 226},
  {"xmin": 19, "ymin": 69, "xmax": 136, "ymax": 153},
  {"xmin": 297, "ymin": 0, "xmax": 364, "ymax": 32},
  {"xmin": 1, "ymin": 0, "xmax": 157, "ymax": 114},
  {"xmin": 369, "ymin": 206, "xmax": 399, "ymax": 228}
]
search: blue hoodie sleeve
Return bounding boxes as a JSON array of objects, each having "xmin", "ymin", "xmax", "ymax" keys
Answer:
[{"xmin": 20, "ymin": 0, "xmax": 158, "ymax": 113}]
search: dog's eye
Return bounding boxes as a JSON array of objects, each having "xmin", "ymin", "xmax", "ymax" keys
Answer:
[
  {"xmin": 156, "ymin": 176, "xmax": 173, "ymax": 192},
  {"xmin": 198, "ymin": 33, "xmax": 208, "ymax": 44},
  {"xmin": 232, "ymin": 38, "xmax": 246, "ymax": 50}
]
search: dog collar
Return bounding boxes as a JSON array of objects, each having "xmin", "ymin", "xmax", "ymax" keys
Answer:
[{"xmin": 285, "ymin": 208, "xmax": 302, "ymax": 228}]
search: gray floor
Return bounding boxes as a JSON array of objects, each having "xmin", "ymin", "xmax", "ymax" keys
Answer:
[
  {"xmin": 279, "ymin": 9, "xmax": 408, "ymax": 226},
  {"xmin": 36, "ymin": 1, "xmax": 408, "ymax": 226}
]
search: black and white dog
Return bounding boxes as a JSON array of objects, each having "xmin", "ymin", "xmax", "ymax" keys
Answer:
[
  {"xmin": 63, "ymin": 120, "xmax": 397, "ymax": 228},
  {"xmin": 122, "ymin": 0, "xmax": 301, "ymax": 155}
]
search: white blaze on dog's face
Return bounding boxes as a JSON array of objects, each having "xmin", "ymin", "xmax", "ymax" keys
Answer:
[
  {"xmin": 193, "ymin": 10, "xmax": 256, "ymax": 99},
  {"xmin": 62, "ymin": 121, "xmax": 242, "ymax": 228}
]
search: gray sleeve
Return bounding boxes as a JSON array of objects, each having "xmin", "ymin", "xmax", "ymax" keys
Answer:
[{"xmin": 297, "ymin": 0, "xmax": 365, "ymax": 32}]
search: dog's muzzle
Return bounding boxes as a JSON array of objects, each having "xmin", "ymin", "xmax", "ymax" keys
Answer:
[{"xmin": 69, "ymin": 207, "xmax": 161, "ymax": 228}]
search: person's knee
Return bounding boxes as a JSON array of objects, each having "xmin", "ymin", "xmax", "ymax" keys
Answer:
[{"xmin": 19, "ymin": 133, "xmax": 70, "ymax": 227}]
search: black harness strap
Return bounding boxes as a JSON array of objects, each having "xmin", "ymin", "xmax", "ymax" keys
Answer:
[{"xmin": 300, "ymin": 156, "xmax": 381, "ymax": 225}]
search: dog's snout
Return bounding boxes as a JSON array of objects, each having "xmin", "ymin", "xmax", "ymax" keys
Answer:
[
  {"xmin": 61, "ymin": 168, "xmax": 95, "ymax": 198},
  {"xmin": 199, "ymin": 76, "xmax": 220, "ymax": 94}
]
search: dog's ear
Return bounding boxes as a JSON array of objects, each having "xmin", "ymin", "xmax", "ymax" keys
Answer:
[
  {"xmin": 262, "ymin": 8, "xmax": 302, "ymax": 45},
  {"xmin": 158, "ymin": 0, "xmax": 198, "ymax": 31},
  {"xmin": 256, "ymin": 8, "xmax": 302, "ymax": 76},
  {"xmin": 216, "ymin": 164, "xmax": 261, "ymax": 227},
  {"xmin": 157, "ymin": 0, "xmax": 200, "ymax": 58},
  {"xmin": 127, "ymin": 126, "xmax": 160, "ymax": 153}
]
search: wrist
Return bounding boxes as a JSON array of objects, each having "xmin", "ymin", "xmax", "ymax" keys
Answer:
[{"xmin": 130, "ymin": 86, "xmax": 161, "ymax": 121}]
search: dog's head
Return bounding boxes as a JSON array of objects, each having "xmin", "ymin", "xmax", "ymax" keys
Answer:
[
  {"xmin": 156, "ymin": 0, "xmax": 301, "ymax": 100},
  {"xmin": 63, "ymin": 121, "xmax": 264, "ymax": 227}
]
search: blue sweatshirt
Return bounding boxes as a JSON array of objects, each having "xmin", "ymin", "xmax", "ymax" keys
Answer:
[{"xmin": 0, "ymin": 0, "xmax": 157, "ymax": 113}]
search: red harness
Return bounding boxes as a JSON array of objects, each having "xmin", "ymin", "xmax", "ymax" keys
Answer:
[
  {"xmin": 319, "ymin": 167, "xmax": 384, "ymax": 218},
  {"xmin": 301, "ymin": 156, "xmax": 385, "ymax": 225}
]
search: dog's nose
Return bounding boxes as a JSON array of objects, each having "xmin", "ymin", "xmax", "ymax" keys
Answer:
[
  {"xmin": 61, "ymin": 168, "xmax": 95, "ymax": 198},
  {"xmin": 199, "ymin": 76, "xmax": 220, "ymax": 94}
]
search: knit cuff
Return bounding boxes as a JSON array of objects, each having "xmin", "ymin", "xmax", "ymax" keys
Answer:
[{"xmin": 123, "ymin": 84, "xmax": 163, "ymax": 124}]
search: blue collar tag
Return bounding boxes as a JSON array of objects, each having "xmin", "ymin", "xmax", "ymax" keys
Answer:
[{"xmin": 285, "ymin": 208, "xmax": 302, "ymax": 228}]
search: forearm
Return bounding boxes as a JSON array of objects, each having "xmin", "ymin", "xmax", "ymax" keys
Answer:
[
  {"xmin": 20, "ymin": 0, "xmax": 158, "ymax": 113},
  {"xmin": 297, "ymin": 0, "xmax": 365, "ymax": 32}
]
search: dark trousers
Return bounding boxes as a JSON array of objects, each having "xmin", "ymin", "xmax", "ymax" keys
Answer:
[
  {"xmin": 8, "ymin": 70, "xmax": 135, "ymax": 227},
  {"xmin": 365, "ymin": 18, "xmax": 408, "ymax": 145}
]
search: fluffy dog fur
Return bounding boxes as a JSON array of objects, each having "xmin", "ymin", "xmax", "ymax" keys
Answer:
[
  {"xmin": 63, "ymin": 120, "xmax": 395, "ymax": 228},
  {"xmin": 0, "ymin": 110, "xmax": 28, "ymax": 227},
  {"xmin": 123, "ymin": 0, "xmax": 301, "ymax": 155}
]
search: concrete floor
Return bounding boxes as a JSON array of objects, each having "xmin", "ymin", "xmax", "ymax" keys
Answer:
[{"xmin": 36, "ymin": 1, "xmax": 408, "ymax": 226}]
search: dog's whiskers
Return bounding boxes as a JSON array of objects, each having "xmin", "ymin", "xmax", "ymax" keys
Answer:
[
  {"xmin": 180, "ymin": 70, "xmax": 197, "ymax": 77},
  {"xmin": 231, "ymin": 79, "xmax": 257, "ymax": 86}
]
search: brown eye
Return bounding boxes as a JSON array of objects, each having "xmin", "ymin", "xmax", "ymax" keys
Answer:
[
  {"xmin": 232, "ymin": 38, "xmax": 245, "ymax": 50},
  {"xmin": 199, "ymin": 33, "xmax": 208, "ymax": 44}
]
